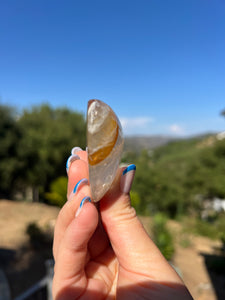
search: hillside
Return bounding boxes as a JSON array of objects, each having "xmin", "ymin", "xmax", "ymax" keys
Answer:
[
  {"xmin": 124, "ymin": 135, "xmax": 176, "ymax": 153},
  {"xmin": 124, "ymin": 133, "xmax": 216, "ymax": 153},
  {"xmin": 124, "ymin": 133, "xmax": 225, "ymax": 217},
  {"xmin": 0, "ymin": 200, "xmax": 224, "ymax": 300}
]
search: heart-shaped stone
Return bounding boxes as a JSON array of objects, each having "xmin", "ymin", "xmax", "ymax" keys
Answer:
[{"xmin": 87, "ymin": 99, "xmax": 124, "ymax": 202}]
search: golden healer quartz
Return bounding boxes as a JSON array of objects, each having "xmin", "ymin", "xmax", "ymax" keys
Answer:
[{"xmin": 87, "ymin": 99, "xmax": 124, "ymax": 202}]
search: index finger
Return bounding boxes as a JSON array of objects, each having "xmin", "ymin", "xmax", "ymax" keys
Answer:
[{"xmin": 67, "ymin": 149, "xmax": 88, "ymax": 196}]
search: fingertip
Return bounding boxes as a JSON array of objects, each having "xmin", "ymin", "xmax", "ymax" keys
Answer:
[
  {"xmin": 120, "ymin": 164, "xmax": 136, "ymax": 194},
  {"xmin": 75, "ymin": 200, "xmax": 99, "ymax": 230},
  {"xmin": 67, "ymin": 159, "xmax": 89, "ymax": 196},
  {"xmin": 75, "ymin": 196, "xmax": 91, "ymax": 217}
]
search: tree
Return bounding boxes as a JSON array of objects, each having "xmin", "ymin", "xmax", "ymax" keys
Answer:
[
  {"xmin": 0, "ymin": 105, "xmax": 22, "ymax": 198},
  {"xmin": 17, "ymin": 104, "xmax": 86, "ymax": 201},
  {"xmin": 221, "ymin": 109, "xmax": 225, "ymax": 117}
]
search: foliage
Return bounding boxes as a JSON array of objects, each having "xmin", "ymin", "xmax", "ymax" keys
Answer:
[
  {"xmin": 179, "ymin": 235, "xmax": 191, "ymax": 248},
  {"xmin": 219, "ymin": 232, "xmax": 225, "ymax": 251},
  {"xmin": 124, "ymin": 135, "xmax": 225, "ymax": 219},
  {"xmin": 17, "ymin": 105, "xmax": 86, "ymax": 191},
  {"xmin": 45, "ymin": 176, "xmax": 67, "ymax": 207},
  {"xmin": 152, "ymin": 213, "xmax": 175, "ymax": 260},
  {"xmin": 130, "ymin": 190, "xmax": 141, "ymax": 213},
  {"xmin": 182, "ymin": 213, "xmax": 225, "ymax": 241},
  {"xmin": 0, "ymin": 105, "xmax": 22, "ymax": 198},
  {"xmin": 221, "ymin": 109, "xmax": 225, "ymax": 117},
  {"xmin": 0, "ymin": 104, "xmax": 86, "ymax": 201},
  {"xmin": 1, "ymin": 101, "xmax": 225, "ymax": 226}
]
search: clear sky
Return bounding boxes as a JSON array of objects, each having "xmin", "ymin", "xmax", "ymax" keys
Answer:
[{"xmin": 0, "ymin": 0, "xmax": 225, "ymax": 136}]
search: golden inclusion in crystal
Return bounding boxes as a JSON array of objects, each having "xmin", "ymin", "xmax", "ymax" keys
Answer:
[{"xmin": 87, "ymin": 99, "xmax": 124, "ymax": 202}]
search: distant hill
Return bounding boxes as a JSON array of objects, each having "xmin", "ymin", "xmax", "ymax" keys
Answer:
[
  {"xmin": 124, "ymin": 135, "xmax": 177, "ymax": 153},
  {"xmin": 124, "ymin": 133, "xmax": 218, "ymax": 153}
]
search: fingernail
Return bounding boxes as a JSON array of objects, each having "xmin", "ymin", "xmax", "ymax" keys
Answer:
[
  {"xmin": 120, "ymin": 164, "xmax": 136, "ymax": 194},
  {"xmin": 66, "ymin": 154, "xmax": 80, "ymax": 174},
  {"xmin": 75, "ymin": 196, "xmax": 91, "ymax": 217},
  {"xmin": 119, "ymin": 163, "xmax": 129, "ymax": 168},
  {"xmin": 73, "ymin": 178, "xmax": 89, "ymax": 194},
  {"xmin": 71, "ymin": 147, "xmax": 83, "ymax": 155}
]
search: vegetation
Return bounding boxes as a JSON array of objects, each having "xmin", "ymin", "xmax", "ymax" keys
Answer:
[
  {"xmin": 0, "ymin": 104, "xmax": 86, "ymax": 200},
  {"xmin": 123, "ymin": 136, "xmax": 225, "ymax": 219},
  {"xmin": 152, "ymin": 213, "xmax": 175, "ymax": 260},
  {"xmin": 1, "ymin": 103, "xmax": 225, "ymax": 252},
  {"xmin": 45, "ymin": 176, "xmax": 68, "ymax": 207}
]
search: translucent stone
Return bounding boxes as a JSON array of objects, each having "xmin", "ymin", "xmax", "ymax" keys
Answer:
[{"xmin": 87, "ymin": 99, "xmax": 124, "ymax": 202}]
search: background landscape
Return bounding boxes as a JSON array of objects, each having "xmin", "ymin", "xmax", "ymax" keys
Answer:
[
  {"xmin": 0, "ymin": 103, "xmax": 225, "ymax": 300},
  {"xmin": 1, "ymin": 0, "xmax": 225, "ymax": 299}
]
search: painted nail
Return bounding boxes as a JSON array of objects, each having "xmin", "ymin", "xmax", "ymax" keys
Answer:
[
  {"xmin": 73, "ymin": 178, "xmax": 89, "ymax": 194},
  {"xmin": 71, "ymin": 147, "xmax": 83, "ymax": 155},
  {"xmin": 66, "ymin": 154, "xmax": 80, "ymax": 174},
  {"xmin": 75, "ymin": 196, "xmax": 91, "ymax": 217},
  {"xmin": 120, "ymin": 164, "xmax": 136, "ymax": 194},
  {"xmin": 119, "ymin": 163, "xmax": 129, "ymax": 168}
]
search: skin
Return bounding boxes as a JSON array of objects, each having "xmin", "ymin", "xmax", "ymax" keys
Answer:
[{"xmin": 52, "ymin": 150, "xmax": 193, "ymax": 300}]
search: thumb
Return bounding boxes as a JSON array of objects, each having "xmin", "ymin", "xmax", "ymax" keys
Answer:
[
  {"xmin": 53, "ymin": 200, "xmax": 98, "ymax": 300},
  {"xmin": 100, "ymin": 165, "xmax": 181, "ymax": 282}
]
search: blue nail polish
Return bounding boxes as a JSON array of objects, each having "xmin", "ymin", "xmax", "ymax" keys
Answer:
[
  {"xmin": 66, "ymin": 157, "xmax": 70, "ymax": 170},
  {"xmin": 121, "ymin": 164, "xmax": 136, "ymax": 194},
  {"xmin": 80, "ymin": 196, "xmax": 91, "ymax": 208},
  {"xmin": 75, "ymin": 196, "xmax": 92, "ymax": 217},
  {"xmin": 73, "ymin": 178, "xmax": 88, "ymax": 194},
  {"xmin": 123, "ymin": 164, "xmax": 136, "ymax": 175}
]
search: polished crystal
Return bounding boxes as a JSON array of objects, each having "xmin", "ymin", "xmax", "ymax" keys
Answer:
[{"xmin": 87, "ymin": 99, "xmax": 124, "ymax": 202}]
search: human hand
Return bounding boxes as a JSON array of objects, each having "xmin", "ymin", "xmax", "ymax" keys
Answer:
[{"xmin": 52, "ymin": 148, "xmax": 193, "ymax": 299}]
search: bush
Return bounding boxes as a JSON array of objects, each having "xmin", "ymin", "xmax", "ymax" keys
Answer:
[
  {"xmin": 130, "ymin": 191, "xmax": 141, "ymax": 214},
  {"xmin": 152, "ymin": 213, "xmax": 175, "ymax": 261},
  {"xmin": 183, "ymin": 213, "xmax": 225, "ymax": 241},
  {"xmin": 45, "ymin": 176, "xmax": 67, "ymax": 207}
]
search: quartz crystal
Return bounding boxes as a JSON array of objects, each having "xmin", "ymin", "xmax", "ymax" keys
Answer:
[{"xmin": 87, "ymin": 99, "xmax": 124, "ymax": 202}]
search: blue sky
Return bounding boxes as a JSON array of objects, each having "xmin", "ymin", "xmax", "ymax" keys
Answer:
[{"xmin": 0, "ymin": 0, "xmax": 225, "ymax": 136}]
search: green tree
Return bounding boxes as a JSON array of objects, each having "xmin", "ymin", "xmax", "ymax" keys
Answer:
[
  {"xmin": 17, "ymin": 104, "xmax": 86, "ymax": 201},
  {"xmin": 0, "ymin": 105, "xmax": 22, "ymax": 198}
]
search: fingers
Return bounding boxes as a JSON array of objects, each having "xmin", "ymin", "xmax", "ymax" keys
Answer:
[
  {"xmin": 66, "ymin": 148, "xmax": 88, "ymax": 197},
  {"xmin": 53, "ymin": 200, "xmax": 99, "ymax": 300},
  {"xmin": 100, "ymin": 165, "xmax": 183, "ymax": 284},
  {"xmin": 53, "ymin": 149, "xmax": 90, "ymax": 259},
  {"xmin": 53, "ymin": 147, "xmax": 109, "ymax": 262}
]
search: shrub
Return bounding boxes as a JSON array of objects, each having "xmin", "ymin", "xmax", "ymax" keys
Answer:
[
  {"xmin": 130, "ymin": 191, "xmax": 141, "ymax": 214},
  {"xmin": 152, "ymin": 213, "xmax": 175, "ymax": 261},
  {"xmin": 45, "ymin": 176, "xmax": 67, "ymax": 207}
]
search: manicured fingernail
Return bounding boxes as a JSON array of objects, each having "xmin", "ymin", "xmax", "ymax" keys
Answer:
[
  {"xmin": 66, "ymin": 154, "xmax": 80, "ymax": 174},
  {"xmin": 120, "ymin": 164, "xmax": 136, "ymax": 194},
  {"xmin": 75, "ymin": 196, "xmax": 91, "ymax": 217},
  {"xmin": 73, "ymin": 178, "xmax": 88, "ymax": 194},
  {"xmin": 119, "ymin": 163, "xmax": 129, "ymax": 168},
  {"xmin": 71, "ymin": 147, "xmax": 83, "ymax": 155}
]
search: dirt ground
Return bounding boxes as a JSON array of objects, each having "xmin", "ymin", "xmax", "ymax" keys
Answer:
[{"xmin": 0, "ymin": 200, "xmax": 224, "ymax": 299}]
